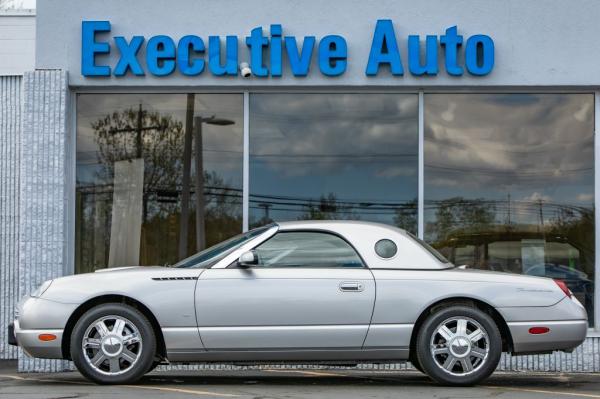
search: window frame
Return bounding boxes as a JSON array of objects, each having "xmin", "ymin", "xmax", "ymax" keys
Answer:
[{"xmin": 228, "ymin": 229, "xmax": 368, "ymax": 269}]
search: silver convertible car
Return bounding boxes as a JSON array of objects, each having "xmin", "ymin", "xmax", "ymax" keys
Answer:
[{"xmin": 9, "ymin": 221, "xmax": 587, "ymax": 386}]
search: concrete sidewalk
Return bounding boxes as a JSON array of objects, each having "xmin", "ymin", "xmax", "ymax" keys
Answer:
[{"xmin": 2, "ymin": 360, "xmax": 600, "ymax": 398}]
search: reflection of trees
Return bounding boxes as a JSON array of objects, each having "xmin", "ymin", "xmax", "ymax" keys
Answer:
[
  {"xmin": 298, "ymin": 193, "xmax": 357, "ymax": 221},
  {"xmin": 427, "ymin": 196, "xmax": 594, "ymax": 276},
  {"xmin": 139, "ymin": 172, "xmax": 242, "ymax": 264},
  {"xmin": 550, "ymin": 206, "xmax": 594, "ymax": 273},
  {"xmin": 426, "ymin": 197, "xmax": 496, "ymax": 241},
  {"xmin": 249, "ymin": 192, "xmax": 418, "ymax": 233},
  {"xmin": 394, "ymin": 198, "xmax": 417, "ymax": 233},
  {"xmin": 92, "ymin": 106, "xmax": 184, "ymax": 222},
  {"xmin": 427, "ymin": 197, "xmax": 594, "ymax": 323},
  {"xmin": 77, "ymin": 106, "xmax": 241, "ymax": 270}
]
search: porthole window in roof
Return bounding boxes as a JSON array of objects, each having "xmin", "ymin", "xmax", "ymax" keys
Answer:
[{"xmin": 375, "ymin": 239, "xmax": 397, "ymax": 259}]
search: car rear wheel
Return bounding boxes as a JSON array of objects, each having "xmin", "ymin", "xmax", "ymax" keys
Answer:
[
  {"xmin": 70, "ymin": 303, "xmax": 156, "ymax": 384},
  {"xmin": 416, "ymin": 305, "xmax": 501, "ymax": 386}
]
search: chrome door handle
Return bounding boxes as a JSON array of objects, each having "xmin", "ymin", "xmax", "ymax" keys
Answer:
[{"xmin": 339, "ymin": 281, "xmax": 364, "ymax": 292}]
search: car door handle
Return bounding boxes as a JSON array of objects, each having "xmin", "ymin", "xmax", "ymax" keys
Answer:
[{"xmin": 339, "ymin": 281, "xmax": 364, "ymax": 292}]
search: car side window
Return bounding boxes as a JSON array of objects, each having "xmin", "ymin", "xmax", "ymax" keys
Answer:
[{"xmin": 253, "ymin": 231, "xmax": 364, "ymax": 268}]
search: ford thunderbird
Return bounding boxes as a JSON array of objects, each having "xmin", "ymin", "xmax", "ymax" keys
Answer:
[{"xmin": 9, "ymin": 221, "xmax": 587, "ymax": 385}]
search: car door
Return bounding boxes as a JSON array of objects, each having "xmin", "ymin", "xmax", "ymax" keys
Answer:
[{"xmin": 195, "ymin": 230, "xmax": 375, "ymax": 352}]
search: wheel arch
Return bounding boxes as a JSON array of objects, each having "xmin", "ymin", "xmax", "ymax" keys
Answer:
[
  {"xmin": 408, "ymin": 296, "xmax": 514, "ymax": 357},
  {"xmin": 61, "ymin": 294, "xmax": 166, "ymax": 361}
]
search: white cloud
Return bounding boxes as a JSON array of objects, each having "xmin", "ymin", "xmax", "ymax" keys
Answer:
[
  {"xmin": 522, "ymin": 192, "xmax": 552, "ymax": 202},
  {"xmin": 577, "ymin": 193, "xmax": 594, "ymax": 202},
  {"xmin": 574, "ymin": 102, "xmax": 592, "ymax": 122},
  {"xmin": 441, "ymin": 102, "xmax": 457, "ymax": 122}
]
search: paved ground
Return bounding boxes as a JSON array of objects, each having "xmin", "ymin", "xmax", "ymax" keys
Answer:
[{"xmin": 2, "ymin": 361, "xmax": 600, "ymax": 398}]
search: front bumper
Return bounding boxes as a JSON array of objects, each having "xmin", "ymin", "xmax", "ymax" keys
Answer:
[
  {"xmin": 10, "ymin": 318, "xmax": 64, "ymax": 359},
  {"xmin": 11, "ymin": 295, "xmax": 78, "ymax": 359}
]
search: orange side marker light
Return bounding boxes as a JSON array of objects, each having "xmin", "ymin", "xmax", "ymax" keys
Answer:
[{"xmin": 38, "ymin": 334, "xmax": 57, "ymax": 341}]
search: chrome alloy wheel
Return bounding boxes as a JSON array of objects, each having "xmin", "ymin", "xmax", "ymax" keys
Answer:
[
  {"xmin": 429, "ymin": 316, "xmax": 489, "ymax": 376},
  {"xmin": 82, "ymin": 315, "xmax": 143, "ymax": 376}
]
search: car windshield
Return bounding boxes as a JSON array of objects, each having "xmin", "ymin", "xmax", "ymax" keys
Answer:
[
  {"xmin": 173, "ymin": 226, "xmax": 273, "ymax": 268},
  {"xmin": 406, "ymin": 231, "xmax": 451, "ymax": 264}
]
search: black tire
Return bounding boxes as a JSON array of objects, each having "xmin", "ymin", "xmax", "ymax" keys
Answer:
[
  {"xmin": 70, "ymin": 303, "xmax": 156, "ymax": 384},
  {"xmin": 147, "ymin": 360, "xmax": 161, "ymax": 373},
  {"xmin": 409, "ymin": 354, "xmax": 425, "ymax": 374},
  {"xmin": 416, "ymin": 305, "xmax": 501, "ymax": 386}
]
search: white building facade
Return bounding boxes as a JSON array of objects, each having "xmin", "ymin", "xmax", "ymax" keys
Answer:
[{"xmin": 2, "ymin": 0, "xmax": 600, "ymax": 372}]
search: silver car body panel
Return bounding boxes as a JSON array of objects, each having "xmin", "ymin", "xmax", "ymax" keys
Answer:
[
  {"xmin": 12, "ymin": 319, "xmax": 64, "ymax": 358},
  {"xmin": 507, "ymin": 320, "xmax": 588, "ymax": 353},
  {"xmin": 12, "ymin": 220, "xmax": 588, "ymax": 362},
  {"xmin": 196, "ymin": 268, "xmax": 375, "ymax": 350},
  {"xmin": 362, "ymin": 324, "xmax": 414, "ymax": 349},
  {"xmin": 167, "ymin": 348, "xmax": 409, "ymax": 363},
  {"xmin": 497, "ymin": 296, "xmax": 588, "ymax": 322}
]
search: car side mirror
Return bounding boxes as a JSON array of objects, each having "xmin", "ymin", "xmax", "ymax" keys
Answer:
[{"xmin": 238, "ymin": 251, "xmax": 258, "ymax": 267}]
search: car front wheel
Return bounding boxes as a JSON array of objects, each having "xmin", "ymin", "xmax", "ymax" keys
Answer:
[
  {"xmin": 70, "ymin": 303, "xmax": 156, "ymax": 384},
  {"xmin": 415, "ymin": 305, "xmax": 502, "ymax": 386}
]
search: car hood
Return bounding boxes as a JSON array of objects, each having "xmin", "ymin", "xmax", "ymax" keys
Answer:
[{"xmin": 38, "ymin": 265, "xmax": 201, "ymax": 304}]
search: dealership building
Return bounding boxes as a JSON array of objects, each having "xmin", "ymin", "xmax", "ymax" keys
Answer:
[{"xmin": 1, "ymin": 0, "xmax": 600, "ymax": 372}]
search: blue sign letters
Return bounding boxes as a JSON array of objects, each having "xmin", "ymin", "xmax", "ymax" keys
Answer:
[{"xmin": 81, "ymin": 20, "xmax": 494, "ymax": 78}]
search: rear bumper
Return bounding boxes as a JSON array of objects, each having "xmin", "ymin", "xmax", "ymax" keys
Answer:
[
  {"xmin": 508, "ymin": 320, "xmax": 588, "ymax": 354},
  {"xmin": 11, "ymin": 319, "xmax": 64, "ymax": 359}
]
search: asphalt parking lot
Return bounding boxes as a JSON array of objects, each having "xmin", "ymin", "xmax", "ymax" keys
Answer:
[{"xmin": 2, "ymin": 361, "xmax": 600, "ymax": 398}]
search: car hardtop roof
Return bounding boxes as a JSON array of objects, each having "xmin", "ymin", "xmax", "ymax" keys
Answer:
[{"xmin": 276, "ymin": 219, "xmax": 408, "ymax": 234}]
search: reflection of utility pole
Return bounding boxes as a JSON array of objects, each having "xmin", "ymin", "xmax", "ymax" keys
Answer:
[
  {"xmin": 194, "ymin": 116, "xmax": 206, "ymax": 252},
  {"xmin": 136, "ymin": 104, "xmax": 143, "ymax": 158},
  {"xmin": 538, "ymin": 198, "xmax": 544, "ymax": 232},
  {"xmin": 179, "ymin": 108, "xmax": 235, "ymax": 257},
  {"xmin": 179, "ymin": 94, "xmax": 195, "ymax": 260},
  {"xmin": 193, "ymin": 115, "xmax": 234, "ymax": 252},
  {"xmin": 507, "ymin": 193, "xmax": 511, "ymax": 226},
  {"xmin": 258, "ymin": 202, "xmax": 272, "ymax": 220}
]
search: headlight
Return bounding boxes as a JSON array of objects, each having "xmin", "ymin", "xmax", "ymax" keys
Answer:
[{"xmin": 30, "ymin": 280, "xmax": 53, "ymax": 298}]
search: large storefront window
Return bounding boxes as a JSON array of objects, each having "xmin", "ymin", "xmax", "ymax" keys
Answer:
[
  {"xmin": 424, "ymin": 93, "xmax": 595, "ymax": 324},
  {"xmin": 249, "ymin": 93, "xmax": 419, "ymax": 231},
  {"xmin": 76, "ymin": 94, "xmax": 243, "ymax": 273}
]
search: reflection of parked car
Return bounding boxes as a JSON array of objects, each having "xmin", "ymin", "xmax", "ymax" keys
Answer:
[
  {"xmin": 525, "ymin": 263, "xmax": 593, "ymax": 309},
  {"xmin": 436, "ymin": 229, "xmax": 594, "ymax": 324},
  {"xmin": 9, "ymin": 221, "xmax": 587, "ymax": 386}
]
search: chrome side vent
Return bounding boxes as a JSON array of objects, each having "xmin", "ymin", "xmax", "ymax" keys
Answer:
[{"xmin": 151, "ymin": 277, "xmax": 197, "ymax": 281}]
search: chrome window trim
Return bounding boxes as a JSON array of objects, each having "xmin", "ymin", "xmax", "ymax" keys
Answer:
[
  {"xmin": 211, "ymin": 224, "xmax": 280, "ymax": 269},
  {"xmin": 229, "ymin": 229, "xmax": 368, "ymax": 269}
]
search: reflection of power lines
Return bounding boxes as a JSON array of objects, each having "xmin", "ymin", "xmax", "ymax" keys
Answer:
[
  {"xmin": 426, "ymin": 163, "xmax": 593, "ymax": 177},
  {"xmin": 257, "ymin": 203, "xmax": 272, "ymax": 220},
  {"xmin": 77, "ymin": 183, "xmax": 592, "ymax": 219}
]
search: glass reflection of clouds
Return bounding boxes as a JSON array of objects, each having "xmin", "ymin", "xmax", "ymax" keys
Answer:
[
  {"xmin": 425, "ymin": 94, "xmax": 594, "ymax": 324},
  {"xmin": 249, "ymin": 93, "xmax": 419, "ymax": 231}
]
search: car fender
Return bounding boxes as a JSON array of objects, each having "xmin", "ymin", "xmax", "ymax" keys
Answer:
[
  {"xmin": 38, "ymin": 267, "xmax": 202, "ymax": 328},
  {"xmin": 369, "ymin": 269, "xmax": 565, "ymax": 326}
]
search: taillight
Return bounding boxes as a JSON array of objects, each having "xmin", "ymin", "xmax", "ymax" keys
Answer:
[
  {"xmin": 528, "ymin": 327, "xmax": 550, "ymax": 335},
  {"xmin": 554, "ymin": 279, "xmax": 572, "ymax": 298}
]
